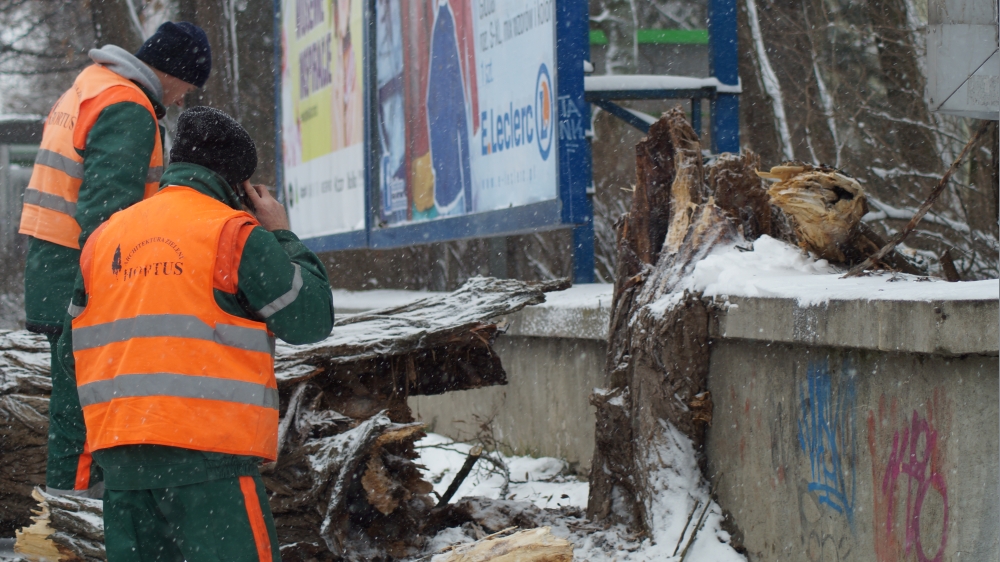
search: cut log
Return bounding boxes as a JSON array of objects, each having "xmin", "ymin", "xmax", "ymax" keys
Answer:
[
  {"xmin": 5, "ymin": 277, "xmax": 568, "ymax": 562},
  {"xmin": 14, "ymin": 488, "xmax": 104, "ymax": 562},
  {"xmin": 0, "ymin": 331, "xmax": 52, "ymax": 535},
  {"xmin": 430, "ymin": 527, "xmax": 573, "ymax": 562}
]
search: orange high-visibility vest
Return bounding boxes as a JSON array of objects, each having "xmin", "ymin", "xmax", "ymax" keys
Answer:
[
  {"xmin": 19, "ymin": 64, "xmax": 164, "ymax": 249},
  {"xmin": 71, "ymin": 186, "xmax": 278, "ymax": 460}
]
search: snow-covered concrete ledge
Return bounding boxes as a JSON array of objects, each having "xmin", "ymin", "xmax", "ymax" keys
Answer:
[
  {"xmin": 714, "ymin": 295, "xmax": 997, "ymax": 356},
  {"xmin": 695, "ymin": 236, "xmax": 998, "ymax": 356},
  {"xmin": 333, "ymin": 241, "xmax": 998, "ymax": 356}
]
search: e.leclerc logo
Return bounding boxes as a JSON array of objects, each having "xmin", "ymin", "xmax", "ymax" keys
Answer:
[
  {"xmin": 534, "ymin": 63, "xmax": 553, "ymax": 161},
  {"xmin": 480, "ymin": 63, "xmax": 554, "ymax": 161}
]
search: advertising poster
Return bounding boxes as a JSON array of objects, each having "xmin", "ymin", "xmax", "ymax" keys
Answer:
[
  {"xmin": 375, "ymin": 0, "xmax": 557, "ymax": 225},
  {"xmin": 281, "ymin": 0, "xmax": 365, "ymax": 238}
]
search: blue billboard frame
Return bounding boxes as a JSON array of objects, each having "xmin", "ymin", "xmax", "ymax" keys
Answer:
[{"xmin": 274, "ymin": 0, "xmax": 595, "ymax": 280}]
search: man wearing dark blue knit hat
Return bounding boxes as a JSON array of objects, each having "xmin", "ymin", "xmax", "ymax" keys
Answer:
[{"xmin": 24, "ymin": 22, "xmax": 212, "ymax": 499}]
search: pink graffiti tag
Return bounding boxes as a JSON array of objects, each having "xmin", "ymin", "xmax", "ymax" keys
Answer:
[{"xmin": 881, "ymin": 410, "xmax": 949, "ymax": 562}]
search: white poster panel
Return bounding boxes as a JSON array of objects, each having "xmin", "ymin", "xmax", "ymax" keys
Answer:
[{"xmin": 281, "ymin": 0, "xmax": 366, "ymax": 238}]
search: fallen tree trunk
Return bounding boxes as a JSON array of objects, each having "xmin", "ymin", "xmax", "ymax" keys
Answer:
[{"xmin": 4, "ymin": 277, "xmax": 568, "ymax": 561}]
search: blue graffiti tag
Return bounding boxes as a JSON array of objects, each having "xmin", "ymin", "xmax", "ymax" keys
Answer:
[{"xmin": 798, "ymin": 359, "xmax": 857, "ymax": 526}]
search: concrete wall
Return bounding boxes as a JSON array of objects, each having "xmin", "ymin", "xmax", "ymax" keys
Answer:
[
  {"xmin": 346, "ymin": 284, "xmax": 999, "ymax": 558},
  {"xmin": 410, "ymin": 336, "xmax": 606, "ymax": 473},
  {"xmin": 707, "ymin": 340, "xmax": 998, "ymax": 561}
]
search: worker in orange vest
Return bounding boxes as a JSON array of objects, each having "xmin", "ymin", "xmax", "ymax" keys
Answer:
[
  {"xmin": 20, "ymin": 22, "xmax": 212, "ymax": 497},
  {"xmin": 55, "ymin": 106, "xmax": 334, "ymax": 561}
]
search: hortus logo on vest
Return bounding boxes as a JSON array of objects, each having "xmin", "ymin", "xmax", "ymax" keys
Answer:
[
  {"xmin": 111, "ymin": 245, "xmax": 121, "ymax": 276},
  {"xmin": 115, "ymin": 236, "xmax": 186, "ymax": 280}
]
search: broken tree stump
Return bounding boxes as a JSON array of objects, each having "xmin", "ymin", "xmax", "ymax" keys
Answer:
[
  {"xmin": 588, "ymin": 108, "xmax": 922, "ymax": 535},
  {"xmin": 5, "ymin": 277, "xmax": 567, "ymax": 561}
]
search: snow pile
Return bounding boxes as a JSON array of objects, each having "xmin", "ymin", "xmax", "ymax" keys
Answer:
[
  {"xmin": 416, "ymin": 433, "xmax": 588, "ymax": 510},
  {"xmin": 415, "ymin": 433, "xmax": 744, "ymax": 562},
  {"xmin": 687, "ymin": 235, "xmax": 998, "ymax": 306},
  {"xmin": 633, "ymin": 421, "xmax": 741, "ymax": 561}
]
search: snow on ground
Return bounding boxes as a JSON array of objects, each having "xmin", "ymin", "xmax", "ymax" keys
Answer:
[
  {"xmin": 688, "ymin": 235, "xmax": 998, "ymax": 306},
  {"xmin": 416, "ymin": 433, "xmax": 589, "ymax": 511},
  {"xmin": 415, "ymin": 433, "xmax": 745, "ymax": 562}
]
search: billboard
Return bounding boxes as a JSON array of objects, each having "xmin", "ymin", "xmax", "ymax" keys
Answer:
[
  {"xmin": 374, "ymin": 0, "xmax": 557, "ymax": 225},
  {"xmin": 280, "ymin": 0, "xmax": 366, "ymax": 238}
]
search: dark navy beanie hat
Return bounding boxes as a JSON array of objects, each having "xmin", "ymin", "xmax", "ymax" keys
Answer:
[
  {"xmin": 135, "ymin": 22, "xmax": 212, "ymax": 88},
  {"xmin": 170, "ymin": 107, "xmax": 257, "ymax": 186}
]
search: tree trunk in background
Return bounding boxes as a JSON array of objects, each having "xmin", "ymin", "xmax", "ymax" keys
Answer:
[
  {"xmin": 590, "ymin": 0, "xmax": 638, "ymax": 75},
  {"xmin": 744, "ymin": 0, "xmax": 835, "ymax": 164},
  {"xmin": 866, "ymin": 0, "xmax": 940, "ymax": 174},
  {"xmin": 91, "ymin": 0, "xmax": 143, "ymax": 52},
  {"xmin": 735, "ymin": 0, "xmax": 782, "ymax": 166},
  {"xmin": 179, "ymin": 0, "xmax": 277, "ymax": 185}
]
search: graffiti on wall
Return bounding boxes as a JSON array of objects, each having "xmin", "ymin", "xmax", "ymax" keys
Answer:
[
  {"xmin": 797, "ymin": 359, "xmax": 858, "ymax": 526},
  {"xmin": 867, "ymin": 391, "xmax": 951, "ymax": 562}
]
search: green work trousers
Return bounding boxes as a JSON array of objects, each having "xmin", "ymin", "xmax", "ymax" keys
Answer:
[{"xmin": 103, "ymin": 473, "xmax": 281, "ymax": 562}]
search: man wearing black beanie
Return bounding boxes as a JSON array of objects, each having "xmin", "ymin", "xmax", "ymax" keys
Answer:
[
  {"xmin": 25, "ymin": 22, "xmax": 213, "ymax": 499},
  {"xmin": 51, "ymin": 107, "xmax": 334, "ymax": 562}
]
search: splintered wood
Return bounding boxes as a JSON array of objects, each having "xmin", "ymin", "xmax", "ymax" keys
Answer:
[
  {"xmin": 757, "ymin": 163, "xmax": 921, "ymax": 272},
  {"xmin": 431, "ymin": 527, "xmax": 573, "ymax": 562},
  {"xmin": 15, "ymin": 488, "xmax": 105, "ymax": 562},
  {"xmin": 3, "ymin": 277, "xmax": 572, "ymax": 562}
]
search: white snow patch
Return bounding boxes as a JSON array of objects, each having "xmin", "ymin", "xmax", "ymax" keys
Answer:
[
  {"xmin": 585, "ymin": 75, "xmax": 742, "ymax": 94},
  {"xmin": 415, "ymin": 432, "xmax": 745, "ymax": 562},
  {"xmin": 416, "ymin": 433, "xmax": 588, "ymax": 510},
  {"xmin": 686, "ymin": 235, "xmax": 998, "ymax": 306},
  {"xmin": 531, "ymin": 283, "xmax": 614, "ymax": 311}
]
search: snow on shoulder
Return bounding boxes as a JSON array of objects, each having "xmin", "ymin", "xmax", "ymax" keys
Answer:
[{"xmin": 688, "ymin": 235, "xmax": 998, "ymax": 307}]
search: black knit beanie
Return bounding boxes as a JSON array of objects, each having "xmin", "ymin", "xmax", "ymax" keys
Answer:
[
  {"xmin": 170, "ymin": 107, "xmax": 257, "ymax": 186},
  {"xmin": 135, "ymin": 22, "xmax": 212, "ymax": 88}
]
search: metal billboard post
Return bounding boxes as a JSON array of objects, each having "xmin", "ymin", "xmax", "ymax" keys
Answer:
[
  {"xmin": 708, "ymin": 0, "xmax": 740, "ymax": 153},
  {"xmin": 557, "ymin": 0, "xmax": 596, "ymax": 283}
]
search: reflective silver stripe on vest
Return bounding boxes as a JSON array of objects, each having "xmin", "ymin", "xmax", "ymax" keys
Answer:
[
  {"xmin": 78, "ymin": 373, "xmax": 279, "ymax": 409},
  {"xmin": 146, "ymin": 166, "xmax": 163, "ymax": 184},
  {"xmin": 73, "ymin": 314, "xmax": 273, "ymax": 355},
  {"xmin": 67, "ymin": 302, "xmax": 85, "ymax": 318},
  {"xmin": 46, "ymin": 483, "xmax": 105, "ymax": 499},
  {"xmin": 35, "ymin": 148, "xmax": 84, "ymax": 179},
  {"xmin": 23, "ymin": 187, "xmax": 77, "ymax": 216},
  {"xmin": 257, "ymin": 264, "xmax": 303, "ymax": 319}
]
